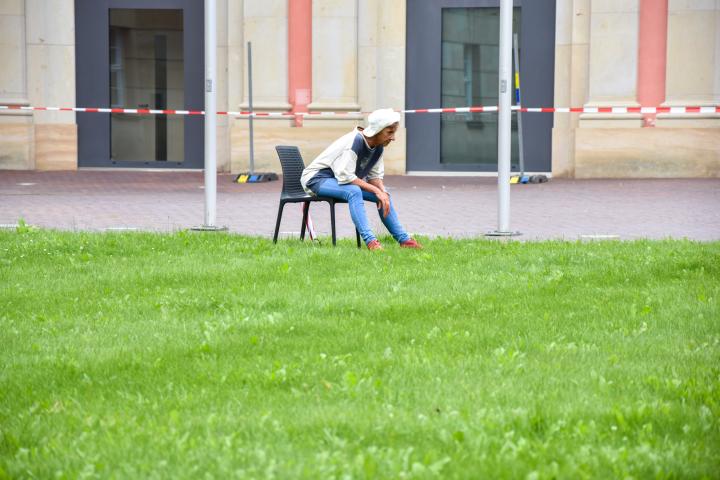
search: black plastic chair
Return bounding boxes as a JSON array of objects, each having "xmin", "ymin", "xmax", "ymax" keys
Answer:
[{"xmin": 273, "ymin": 146, "xmax": 361, "ymax": 248}]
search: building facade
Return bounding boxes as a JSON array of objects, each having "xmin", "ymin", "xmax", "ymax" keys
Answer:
[{"xmin": 0, "ymin": 0, "xmax": 718, "ymax": 177}]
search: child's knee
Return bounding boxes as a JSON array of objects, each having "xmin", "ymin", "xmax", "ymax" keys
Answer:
[{"xmin": 347, "ymin": 185, "xmax": 362, "ymax": 199}]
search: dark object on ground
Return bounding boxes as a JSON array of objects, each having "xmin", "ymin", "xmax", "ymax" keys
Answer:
[{"xmin": 529, "ymin": 175, "xmax": 549, "ymax": 183}]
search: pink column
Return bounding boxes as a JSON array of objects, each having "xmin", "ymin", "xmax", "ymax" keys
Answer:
[
  {"xmin": 637, "ymin": 0, "xmax": 668, "ymax": 127},
  {"xmin": 288, "ymin": 0, "xmax": 312, "ymax": 127}
]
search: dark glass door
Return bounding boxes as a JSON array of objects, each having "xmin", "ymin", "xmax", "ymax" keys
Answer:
[
  {"xmin": 76, "ymin": 0, "xmax": 204, "ymax": 168},
  {"xmin": 440, "ymin": 7, "xmax": 521, "ymax": 167},
  {"xmin": 406, "ymin": 0, "xmax": 555, "ymax": 172}
]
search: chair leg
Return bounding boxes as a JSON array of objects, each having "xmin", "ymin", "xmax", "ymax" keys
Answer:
[
  {"xmin": 273, "ymin": 201, "xmax": 286, "ymax": 243},
  {"xmin": 329, "ymin": 201, "xmax": 337, "ymax": 246},
  {"xmin": 355, "ymin": 229, "xmax": 361, "ymax": 249},
  {"xmin": 300, "ymin": 202, "xmax": 310, "ymax": 241}
]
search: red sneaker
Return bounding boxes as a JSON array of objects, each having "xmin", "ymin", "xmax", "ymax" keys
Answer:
[
  {"xmin": 400, "ymin": 238, "xmax": 423, "ymax": 249},
  {"xmin": 367, "ymin": 239, "xmax": 384, "ymax": 251}
]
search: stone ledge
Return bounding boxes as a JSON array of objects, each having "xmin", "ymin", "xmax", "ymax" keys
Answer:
[
  {"xmin": 575, "ymin": 128, "xmax": 720, "ymax": 178},
  {"xmin": 35, "ymin": 124, "xmax": 77, "ymax": 171},
  {"xmin": 0, "ymin": 123, "xmax": 33, "ymax": 169},
  {"xmin": 230, "ymin": 122, "xmax": 406, "ymax": 175}
]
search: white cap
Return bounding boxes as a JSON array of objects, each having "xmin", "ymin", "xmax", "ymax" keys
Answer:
[{"xmin": 362, "ymin": 108, "xmax": 401, "ymax": 137}]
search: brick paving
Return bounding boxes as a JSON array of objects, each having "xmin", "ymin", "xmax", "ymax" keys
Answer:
[{"xmin": 1, "ymin": 170, "xmax": 718, "ymax": 241}]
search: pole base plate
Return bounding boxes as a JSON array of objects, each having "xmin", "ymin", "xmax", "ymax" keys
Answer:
[
  {"xmin": 485, "ymin": 230, "xmax": 522, "ymax": 237},
  {"xmin": 191, "ymin": 225, "xmax": 229, "ymax": 232}
]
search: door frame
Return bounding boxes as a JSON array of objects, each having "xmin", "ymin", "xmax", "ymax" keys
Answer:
[
  {"xmin": 75, "ymin": 0, "xmax": 204, "ymax": 169},
  {"xmin": 405, "ymin": 0, "xmax": 555, "ymax": 173}
]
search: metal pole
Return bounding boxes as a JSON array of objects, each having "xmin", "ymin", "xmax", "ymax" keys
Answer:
[
  {"xmin": 248, "ymin": 41, "xmax": 255, "ymax": 175},
  {"xmin": 489, "ymin": 0, "xmax": 515, "ymax": 236},
  {"xmin": 513, "ymin": 33, "xmax": 525, "ymax": 178},
  {"xmin": 203, "ymin": 0, "xmax": 217, "ymax": 227}
]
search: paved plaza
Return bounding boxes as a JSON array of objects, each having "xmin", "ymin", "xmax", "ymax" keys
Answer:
[{"xmin": 0, "ymin": 170, "xmax": 718, "ymax": 241}]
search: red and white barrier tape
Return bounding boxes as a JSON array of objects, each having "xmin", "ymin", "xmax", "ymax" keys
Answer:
[
  {"xmin": 1, "ymin": 104, "xmax": 718, "ymax": 116},
  {"xmin": 401, "ymin": 106, "xmax": 720, "ymax": 114}
]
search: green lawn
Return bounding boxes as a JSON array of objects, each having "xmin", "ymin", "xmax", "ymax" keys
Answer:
[{"xmin": 1, "ymin": 230, "xmax": 718, "ymax": 479}]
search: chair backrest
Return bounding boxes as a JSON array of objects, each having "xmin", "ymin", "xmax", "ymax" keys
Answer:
[{"xmin": 275, "ymin": 146, "xmax": 308, "ymax": 197}]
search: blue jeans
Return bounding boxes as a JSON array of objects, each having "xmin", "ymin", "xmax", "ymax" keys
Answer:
[{"xmin": 315, "ymin": 178, "xmax": 411, "ymax": 245}]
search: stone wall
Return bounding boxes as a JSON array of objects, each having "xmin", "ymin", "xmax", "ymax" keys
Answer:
[
  {"xmin": 0, "ymin": 0, "xmax": 408, "ymax": 173},
  {"xmin": 0, "ymin": 0, "xmax": 76, "ymax": 170},
  {"xmin": 229, "ymin": 0, "xmax": 407, "ymax": 175},
  {"xmin": 4, "ymin": 0, "xmax": 715, "ymax": 178},
  {"xmin": 553, "ymin": 0, "xmax": 720, "ymax": 178}
]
